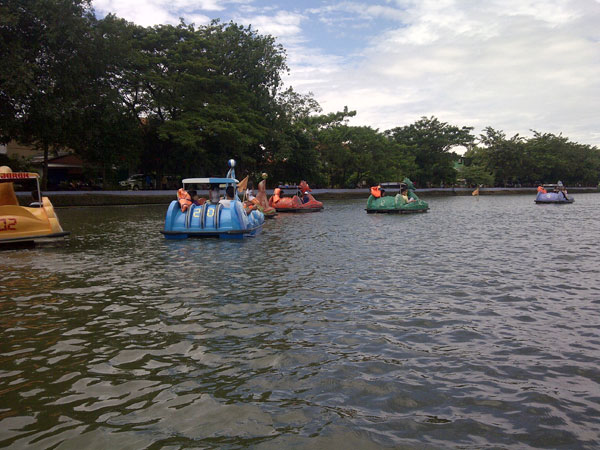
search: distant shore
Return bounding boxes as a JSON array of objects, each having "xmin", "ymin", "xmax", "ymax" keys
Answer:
[{"xmin": 16, "ymin": 187, "xmax": 598, "ymax": 207}]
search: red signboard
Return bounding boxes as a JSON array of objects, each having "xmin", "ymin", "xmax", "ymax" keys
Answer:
[{"xmin": 0, "ymin": 172, "xmax": 38, "ymax": 180}]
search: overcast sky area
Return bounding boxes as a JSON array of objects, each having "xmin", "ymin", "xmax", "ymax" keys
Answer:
[{"xmin": 92, "ymin": 0, "xmax": 600, "ymax": 147}]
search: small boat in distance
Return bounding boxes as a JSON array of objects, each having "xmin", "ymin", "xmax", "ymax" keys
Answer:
[
  {"xmin": 0, "ymin": 167, "xmax": 69, "ymax": 247},
  {"xmin": 535, "ymin": 183, "xmax": 574, "ymax": 204},
  {"xmin": 161, "ymin": 160, "xmax": 265, "ymax": 239},
  {"xmin": 269, "ymin": 181, "xmax": 323, "ymax": 212},
  {"xmin": 366, "ymin": 178, "xmax": 429, "ymax": 214}
]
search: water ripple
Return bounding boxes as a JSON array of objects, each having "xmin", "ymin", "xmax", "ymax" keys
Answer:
[{"xmin": 1, "ymin": 195, "xmax": 600, "ymax": 448}]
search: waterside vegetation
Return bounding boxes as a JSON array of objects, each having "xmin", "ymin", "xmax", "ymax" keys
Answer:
[{"xmin": 2, "ymin": 0, "xmax": 599, "ymax": 189}]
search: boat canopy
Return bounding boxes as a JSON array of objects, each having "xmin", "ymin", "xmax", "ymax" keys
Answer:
[
  {"xmin": 0, "ymin": 172, "xmax": 39, "ymax": 182},
  {"xmin": 379, "ymin": 182, "xmax": 407, "ymax": 188},
  {"xmin": 182, "ymin": 177, "xmax": 238, "ymax": 185}
]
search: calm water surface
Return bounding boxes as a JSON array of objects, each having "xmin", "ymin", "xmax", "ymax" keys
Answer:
[{"xmin": 1, "ymin": 195, "xmax": 600, "ymax": 449}]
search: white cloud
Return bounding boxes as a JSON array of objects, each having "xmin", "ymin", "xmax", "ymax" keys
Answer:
[
  {"xmin": 308, "ymin": 2, "xmax": 407, "ymax": 22},
  {"xmin": 285, "ymin": 0, "xmax": 600, "ymax": 145},
  {"xmin": 93, "ymin": 0, "xmax": 226, "ymax": 26},
  {"xmin": 91, "ymin": 0, "xmax": 600, "ymax": 145},
  {"xmin": 233, "ymin": 11, "xmax": 306, "ymax": 42}
]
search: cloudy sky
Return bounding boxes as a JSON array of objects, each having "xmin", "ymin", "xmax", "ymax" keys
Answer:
[{"xmin": 92, "ymin": 0, "xmax": 600, "ymax": 146}]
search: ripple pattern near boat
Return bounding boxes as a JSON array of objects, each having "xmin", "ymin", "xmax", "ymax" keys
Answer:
[{"xmin": 1, "ymin": 195, "xmax": 600, "ymax": 448}]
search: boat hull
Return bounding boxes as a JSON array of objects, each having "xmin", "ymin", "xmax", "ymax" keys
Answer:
[
  {"xmin": 0, "ymin": 200, "xmax": 68, "ymax": 246},
  {"xmin": 535, "ymin": 192, "xmax": 574, "ymax": 204},
  {"xmin": 275, "ymin": 206, "xmax": 323, "ymax": 213},
  {"xmin": 270, "ymin": 194, "xmax": 323, "ymax": 213},
  {"xmin": 366, "ymin": 208, "xmax": 428, "ymax": 214},
  {"xmin": 162, "ymin": 200, "xmax": 264, "ymax": 240},
  {"xmin": 366, "ymin": 193, "xmax": 429, "ymax": 213}
]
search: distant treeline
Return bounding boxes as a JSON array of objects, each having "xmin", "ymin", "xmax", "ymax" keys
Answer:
[{"xmin": 2, "ymin": 0, "xmax": 599, "ymax": 188}]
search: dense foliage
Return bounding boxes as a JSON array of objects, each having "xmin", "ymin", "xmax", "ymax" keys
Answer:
[{"xmin": 1, "ymin": 0, "xmax": 598, "ymax": 188}]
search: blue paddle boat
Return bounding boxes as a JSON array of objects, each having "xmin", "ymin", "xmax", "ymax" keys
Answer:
[
  {"xmin": 535, "ymin": 183, "xmax": 574, "ymax": 204},
  {"xmin": 161, "ymin": 160, "xmax": 264, "ymax": 239}
]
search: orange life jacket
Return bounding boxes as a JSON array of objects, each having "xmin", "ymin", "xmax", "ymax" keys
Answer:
[
  {"xmin": 177, "ymin": 188, "xmax": 192, "ymax": 212},
  {"xmin": 537, "ymin": 186, "xmax": 547, "ymax": 194},
  {"xmin": 370, "ymin": 186, "xmax": 382, "ymax": 198},
  {"xmin": 299, "ymin": 180, "xmax": 311, "ymax": 194}
]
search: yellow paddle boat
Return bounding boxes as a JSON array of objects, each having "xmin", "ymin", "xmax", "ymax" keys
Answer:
[{"xmin": 0, "ymin": 166, "xmax": 69, "ymax": 246}]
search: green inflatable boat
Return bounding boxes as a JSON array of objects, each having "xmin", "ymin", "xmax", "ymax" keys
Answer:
[{"xmin": 366, "ymin": 179, "xmax": 429, "ymax": 214}]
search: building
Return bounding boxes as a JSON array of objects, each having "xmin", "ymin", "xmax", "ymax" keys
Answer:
[{"xmin": 1, "ymin": 141, "xmax": 85, "ymax": 188}]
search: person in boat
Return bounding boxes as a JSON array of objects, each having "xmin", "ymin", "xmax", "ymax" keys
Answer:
[
  {"xmin": 299, "ymin": 180, "xmax": 311, "ymax": 203},
  {"xmin": 400, "ymin": 185, "xmax": 414, "ymax": 203},
  {"xmin": 380, "ymin": 188, "xmax": 386, "ymax": 197},
  {"xmin": 208, "ymin": 184, "xmax": 220, "ymax": 203},
  {"xmin": 245, "ymin": 180, "xmax": 256, "ymax": 202},
  {"xmin": 219, "ymin": 185, "xmax": 236, "ymax": 207},
  {"xmin": 537, "ymin": 185, "xmax": 547, "ymax": 194},
  {"xmin": 370, "ymin": 185, "xmax": 382, "ymax": 198},
  {"xmin": 188, "ymin": 190, "xmax": 206, "ymax": 206},
  {"xmin": 560, "ymin": 186, "xmax": 569, "ymax": 200},
  {"xmin": 177, "ymin": 188, "xmax": 192, "ymax": 211},
  {"xmin": 243, "ymin": 180, "xmax": 262, "ymax": 212}
]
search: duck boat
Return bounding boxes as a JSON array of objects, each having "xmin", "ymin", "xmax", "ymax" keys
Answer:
[
  {"xmin": 535, "ymin": 184, "xmax": 574, "ymax": 204},
  {"xmin": 161, "ymin": 160, "xmax": 264, "ymax": 239},
  {"xmin": 366, "ymin": 179, "xmax": 429, "ymax": 214},
  {"xmin": 0, "ymin": 167, "xmax": 69, "ymax": 246},
  {"xmin": 269, "ymin": 181, "xmax": 323, "ymax": 212},
  {"xmin": 239, "ymin": 177, "xmax": 277, "ymax": 218}
]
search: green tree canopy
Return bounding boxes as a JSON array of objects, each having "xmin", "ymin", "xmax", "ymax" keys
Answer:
[{"xmin": 386, "ymin": 116, "xmax": 475, "ymax": 186}]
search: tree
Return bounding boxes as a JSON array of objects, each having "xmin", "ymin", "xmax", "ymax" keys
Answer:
[
  {"xmin": 0, "ymin": 0, "xmax": 98, "ymax": 188},
  {"xmin": 458, "ymin": 163, "xmax": 495, "ymax": 186},
  {"xmin": 386, "ymin": 116, "xmax": 474, "ymax": 186},
  {"xmin": 318, "ymin": 125, "xmax": 416, "ymax": 187}
]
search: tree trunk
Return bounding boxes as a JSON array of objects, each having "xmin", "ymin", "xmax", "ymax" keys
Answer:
[{"xmin": 42, "ymin": 142, "xmax": 49, "ymax": 190}]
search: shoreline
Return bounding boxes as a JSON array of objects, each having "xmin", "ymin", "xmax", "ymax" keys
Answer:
[{"xmin": 16, "ymin": 187, "xmax": 598, "ymax": 207}]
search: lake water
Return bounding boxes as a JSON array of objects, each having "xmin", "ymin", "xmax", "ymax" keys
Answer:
[{"xmin": 1, "ymin": 194, "xmax": 599, "ymax": 449}]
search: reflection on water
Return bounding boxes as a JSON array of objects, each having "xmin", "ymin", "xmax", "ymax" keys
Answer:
[{"xmin": 1, "ymin": 195, "xmax": 600, "ymax": 448}]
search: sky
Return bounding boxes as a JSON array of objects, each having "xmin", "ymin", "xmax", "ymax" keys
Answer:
[{"xmin": 92, "ymin": 0, "xmax": 600, "ymax": 147}]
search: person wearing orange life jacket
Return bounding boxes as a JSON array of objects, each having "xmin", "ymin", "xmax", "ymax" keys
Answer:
[
  {"xmin": 299, "ymin": 180, "xmax": 312, "ymax": 203},
  {"xmin": 537, "ymin": 185, "xmax": 547, "ymax": 194},
  {"xmin": 188, "ymin": 190, "xmax": 206, "ymax": 206},
  {"xmin": 177, "ymin": 188, "xmax": 192, "ymax": 212},
  {"xmin": 370, "ymin": 185, "xmax": 381, "ymax": 198}
]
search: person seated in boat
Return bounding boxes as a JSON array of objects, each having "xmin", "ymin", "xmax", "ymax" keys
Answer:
[
  {"xmin": 188, "ymin": 190, "xmax": 206, "ymax": 206},
  {"xmin": 537, "ymin": 185, "xmax": 547, "ymax": 194},
  {"xmin": 208, "ymin": 184, "xmax": 220, "ymax": 203},
  {"xmin": 299, "ymin": 180, "xmax": 311, "ymax": 203},
  {"xmin": 177, "ymin": 188, "xmax": 192, "ymax": 211},
  {"xmin": 370, "ymin": 185, "xmax": 383, "ymax": 198},
  {"xmin": 243, "ymin": 181, "xmax": 262, "ymax": 212},
  {"xmin": 245, "ymin": 180, "xmax": 256, "ymax": 202},
  {"xmin": 560, "ymin": 186, "xmax": 569, "ymax": 200},
  {"xmin": 219, "ymin": 185, "xmax": 236, "ymax": 207},
  {"xmin": 380, "ymin": 188, "xmax": 386, "ymax": 197},
  {"xmin": 400, "ymin": 185, "xmax": 415, "ymax": 203}
]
